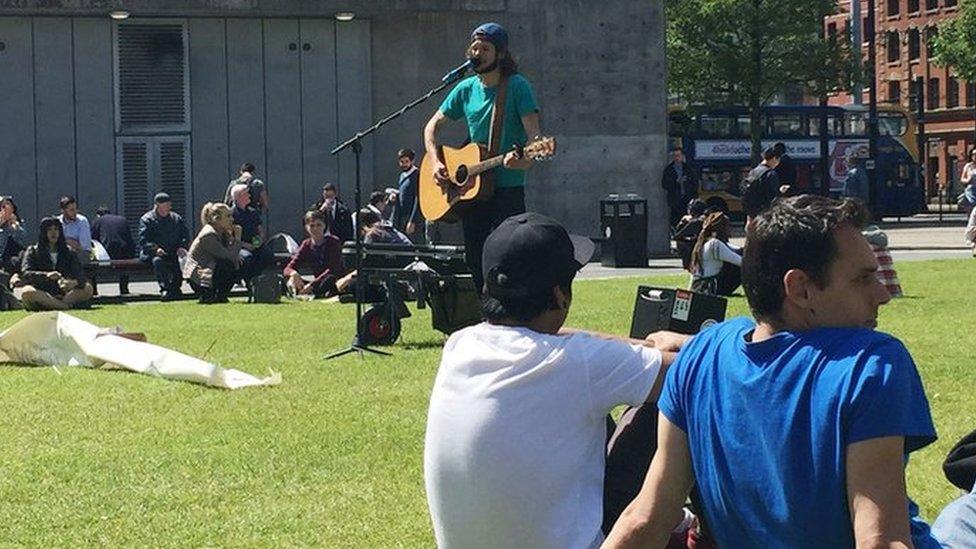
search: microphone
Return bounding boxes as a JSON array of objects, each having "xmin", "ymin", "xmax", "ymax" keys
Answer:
[{"xmin": 442, "ymin": 58, "xmax": 478, "ymax": 83}]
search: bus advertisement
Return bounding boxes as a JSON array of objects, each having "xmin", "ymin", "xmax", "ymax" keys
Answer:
[{"xmin": 670, "ymin": 105, "xmax": 925, "ymax": 218}]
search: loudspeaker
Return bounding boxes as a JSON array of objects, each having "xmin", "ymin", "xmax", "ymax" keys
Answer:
[{"xmin": 629, "ymin": 286, "xmax": 728, "ymax": 338}]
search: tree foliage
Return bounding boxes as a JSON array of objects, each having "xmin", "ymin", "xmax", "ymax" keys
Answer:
[
  {"xmin": 932, "ymin": 0, "xmax": 976, "ymax": 82},
  {"xmin": 665, "ymin": 0, "xmax": 852, "ymax": 159}
]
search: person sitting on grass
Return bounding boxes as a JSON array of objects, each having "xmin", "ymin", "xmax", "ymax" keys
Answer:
[
  {"xmin": 19, "ymin": 216, "xmax": 93, "ymax": 311},
  {"xmin": 688, "ymin": 211, "xmax": 741, "ymax": 296},
  {"xmin": 604, "ymin": 195, "xmax": 938, "ymax": 549},
  {"xmin": 183, "ymin": 203, "xmax": 243, "ymax": 304},
  {"xmin": 283, "ymin": 210, "xmax": 348, "ymax": 299},
  {"xmin": 424, "ymin": 212, "xmax": 688, "ymax": 549},
  {"xmin": 359, "ymin": 208, "xmax": 411, "ymax": 246}
]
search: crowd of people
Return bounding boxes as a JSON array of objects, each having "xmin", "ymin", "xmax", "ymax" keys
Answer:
[{"xmin": 0, "ymin": 147, "xmax": 430, "ymax": 309}]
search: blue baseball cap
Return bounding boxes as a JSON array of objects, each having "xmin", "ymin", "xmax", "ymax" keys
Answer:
[{"xmin": 471, "ymin": 22, "xmax": 509, "ymax": 51}]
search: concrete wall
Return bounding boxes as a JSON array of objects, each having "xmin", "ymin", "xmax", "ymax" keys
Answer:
[{"xmin": 0, "ymin": 0, "xmax": 670, "ymax": 252}]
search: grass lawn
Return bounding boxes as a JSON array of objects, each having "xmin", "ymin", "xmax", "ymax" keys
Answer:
[{"xmin": 0, "ymin": 259, "xmax": 971, "ymax": 546}]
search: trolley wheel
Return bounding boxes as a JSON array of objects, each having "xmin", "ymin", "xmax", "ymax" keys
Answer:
[{"xmin": 361, "ymin": 304, "xmax": 401, "ymax": 346}]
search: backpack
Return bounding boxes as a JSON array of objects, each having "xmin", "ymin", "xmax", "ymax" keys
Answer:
[{"xmin": 248, "ymin": 273, "xmax": 283, "ymax": 304}]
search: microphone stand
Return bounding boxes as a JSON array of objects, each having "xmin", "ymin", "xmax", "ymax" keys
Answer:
[{"xmin": 325, "ymin": 66, "xmax": 470, "ymax": 360}]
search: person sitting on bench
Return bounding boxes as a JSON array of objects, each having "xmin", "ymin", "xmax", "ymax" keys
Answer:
[
  {"xmin": 19, "ymin": 216, "xmax": 93, "ymax": 310},
  {"xmin": 0, "ymin": 196, "xmax": 27, "ymax": 277},
  {"xmin": 359, "ymin": 208, "xmax": 411, "ymax": 246},
  {"xmin": 284, "ymin": 210, "xmax": 348, "ymax": 299},
  {"xmin": 183, "ymin": 203, "xmax": 243, "ymax": 304}
]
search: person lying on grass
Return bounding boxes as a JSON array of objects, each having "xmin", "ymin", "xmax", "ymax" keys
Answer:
[
  {"xmin": 18, "ymin": 216, "xmax": 93, "ymax": 310},
  {"xmin": 424, "ymin": 212, "xmax": 688, "ymax": 549},
  {"xmin": 283, "ymin": 210, "xmax": 347, "ymax": 299},
  {"xmin": 604, "ymin": 195, "xmax": 939, "ymax": 549}
]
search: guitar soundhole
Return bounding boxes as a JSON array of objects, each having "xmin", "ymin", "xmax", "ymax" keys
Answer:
[{"xmin": 454, "ymin": 165, "xmax": 469, "ymax": 184}]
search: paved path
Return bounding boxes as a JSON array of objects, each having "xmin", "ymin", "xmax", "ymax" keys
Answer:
[{"xmin": 90, "ymin": 215, "xmax": 973, "ymax": 296}]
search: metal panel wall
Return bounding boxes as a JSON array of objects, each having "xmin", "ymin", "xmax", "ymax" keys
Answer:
[
  {"xmin": 335, "ymin": 19, "xmax": 373, "ymax": 203},
  {"xmin": 225, "ymin": 18, "xmax": 266, "ymax": 186},
  {"xmin": 262, "ymin": 18, "xmax": 304, "ymax": 235},
  {"xmin": 73, "ymin": 18, "xmax": 117, "ymax": 216},
  {"xmin": 299, "ymin": 18, "xmax": 339, "ymax": 213},
  {"xmin": 0, "ymin": 17, "xmax": 37, "ymax": 228},
  {"xmin": 32, "ymin": 17, "xmax": 76, "ymax": 217},
  {"xmin": 188, "ymin": 17, "xmax": 229, "ymax": 227}
]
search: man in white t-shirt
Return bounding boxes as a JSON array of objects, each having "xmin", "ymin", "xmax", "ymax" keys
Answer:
[{"xmin": 423, "ymin": 212, "xmax": 687, "ymax": 549}]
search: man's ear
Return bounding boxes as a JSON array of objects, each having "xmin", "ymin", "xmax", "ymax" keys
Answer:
[
  {"xmin": 552, "ymin": 285, "xmax": 570, "ymax": 311},
  {"xmin": 782, "ymin": 268, "xmax": 813, "ymax": 310}
]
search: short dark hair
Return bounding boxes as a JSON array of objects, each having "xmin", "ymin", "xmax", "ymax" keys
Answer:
[
  {"xmin": 239, "ymin": 162, "xmax": 256, "ymax": 175},
  {"xmin": 322, "ymin": 182, "xmax": 337, "ymax": 193},
  {"xmin": 59, "ymin": 195, "xmax": 77, "ymax": 210},
  {"xmin": 772, "ymin": 142, "xmax": 786, "ymax": 155},
  {"xmin": 762, "ymin": 146, "xmax": 781, "ymax": 160},
  {"xmin": 742, "ymin": 195, "xmax": 869, "ymax": 322},
  {"xmin": 397, "ymin": 148, "xmax": 415, "ymax": 160},
  {"xmin": 96, "ymin": 206, "xmax": 110, "ymax": 217},
  {"xmin": 369, "ymin": 191, "xmax": 386, "ymax": 206},
  {"xmin": 358, "ymin": 208, "xmax": 381, "ymax": 231},
  {"xmin": 482, "ymin": 278, "xmax": 573, "ymax": 323}
]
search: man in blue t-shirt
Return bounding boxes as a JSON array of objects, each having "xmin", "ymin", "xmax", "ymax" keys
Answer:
[
  {"xmin": 423, "ymin": 22, "xmax": 541, "ymax": 292},
  {"xmin": 604, "ymin": 195, "xmax": 938, "ymax": 548}
]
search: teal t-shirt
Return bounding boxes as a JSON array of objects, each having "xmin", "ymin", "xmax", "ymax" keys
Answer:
[{"xmin": 439, "ymin": 74, "xmax": 540, "ymax": 188}]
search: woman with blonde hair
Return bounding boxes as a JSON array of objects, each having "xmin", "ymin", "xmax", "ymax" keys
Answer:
[
  {"xmin": 689, "ymin": 211, "xmax": 741, "ymax": 296},
  {"xmin": 182, "ymin": 202, "xmax": 243, "ymax": 303}
]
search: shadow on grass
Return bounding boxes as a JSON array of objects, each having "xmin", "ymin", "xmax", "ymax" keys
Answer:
[{"xmin": 399, "ymin": 339, "xmax": 447, "ymax": 350}]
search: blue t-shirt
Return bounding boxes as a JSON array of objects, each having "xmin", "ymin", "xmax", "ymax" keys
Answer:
[
  {"xmin": 659, "ymin": 317, "xmax": 937, "ymax": 548},
  {"xmin": 439, "ymin": 74, "xmax": 539, "ymax": 189}
]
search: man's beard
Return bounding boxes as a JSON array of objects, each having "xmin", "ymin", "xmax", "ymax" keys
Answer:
[
  {"xmin": 474, "ymin": 58, "xmax": 498, "ymax": 74},
  {"xmin": 400, "ymin": 165, "xmax": 413, "ymax": 172}
]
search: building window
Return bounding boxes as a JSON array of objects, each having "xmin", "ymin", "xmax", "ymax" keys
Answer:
[
  {"xmin": 967, "ymin": 82, "xmax": 976, "ymax": 107},
  {"xmin": 909, "ymin": 0, "xmax": 920, "ymax": 10},
  {"xmin": 887, "ymin": 31, "xmax": 900, "ymax": 62},
  {"xmin": 948, "ymin": 77, "xmax": 960, "ymax": 108},
  {"xmin": 889, "ymin": 81, "xmax": 902, "ymax": 103},
  {"xmin": 925, "ymin": 27, "xmax": 938, "ymax": 58},
  {"xmin": 908, "ymin": 28, "xmax": 921, "ymax": 60},
  {"xmin": 827, "ymin": 22, "xmax": 837, "ymax": 42},
  {"xmin": 863, "ymin": 18, "xmax": 870, "ymax": 43},
  {"xmin": 928, "ymin": 77, "xmax": 941, "ymax": 109},
  {"xmin": 926, "ymin": 0, "xmax": 938, "ymax": 9},
  {"xmin": 888, "ymin": 0, "xmax": 901, "ymax": 15}
]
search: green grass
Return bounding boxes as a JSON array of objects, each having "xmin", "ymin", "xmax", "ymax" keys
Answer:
[{"xmin": 0, "ymin": 259, "xmax": 971, "ymax": 545}]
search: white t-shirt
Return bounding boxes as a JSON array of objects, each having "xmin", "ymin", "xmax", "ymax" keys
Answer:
[
  {"xmin": 424, "ymin": 323, "xmax": 662, "ymax": 549},
  {"xmin": 693, "ymin": 238, "xmax": 742, "ymax": 279}
]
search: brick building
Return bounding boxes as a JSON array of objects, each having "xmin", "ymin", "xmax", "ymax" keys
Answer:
[{"xmin": 826, "ymin": 0, "xmax": 976, "ymax": 197}]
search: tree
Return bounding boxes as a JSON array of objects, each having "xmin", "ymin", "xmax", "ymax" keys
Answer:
[
  {"xmin": 932, "ymin": 0, "xmax": 976, "ymax": 143},
  {"xmin": 666, "ymin": 0, "xmax": 852, "ymax": 162}
]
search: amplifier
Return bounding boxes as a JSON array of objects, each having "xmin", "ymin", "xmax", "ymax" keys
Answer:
[{"xmin": 629, "ymin": 286, "xmax": 728, "ymax": 338}]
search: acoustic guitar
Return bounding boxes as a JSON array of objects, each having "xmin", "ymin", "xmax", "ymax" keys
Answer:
[{"xmin": 419, "ymin": 136, "xmax": 556, "ymax": 222}]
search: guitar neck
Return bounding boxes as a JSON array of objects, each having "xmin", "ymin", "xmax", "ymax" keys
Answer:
[{"xmin": 467, "ymin": 154, "xmax": 507, "ymax": 177}]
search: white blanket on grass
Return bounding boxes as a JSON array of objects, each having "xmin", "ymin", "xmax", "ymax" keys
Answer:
[{"xmin": 0, "ymin": 312, "xmax": 281, "ymax": 389}]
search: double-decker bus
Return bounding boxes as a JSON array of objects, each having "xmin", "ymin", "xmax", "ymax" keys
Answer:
[{"xmin": 668, "ymin": 104, "xmax": 925, "ymax": 217}]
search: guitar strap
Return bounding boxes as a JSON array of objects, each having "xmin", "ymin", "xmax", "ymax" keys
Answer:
[{"xmin": 482, "ymin": 75, "xmax": 509, "ymax": 196}]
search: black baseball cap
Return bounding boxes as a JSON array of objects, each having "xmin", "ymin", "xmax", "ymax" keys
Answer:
[{"xmin": 482, "ymin": 213, "xmax": 595, "ymax": 299}]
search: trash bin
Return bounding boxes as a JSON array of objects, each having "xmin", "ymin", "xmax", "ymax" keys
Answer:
[{"xmin": 601, "ymin": 194, "xmax": 647, "ymax": 268}]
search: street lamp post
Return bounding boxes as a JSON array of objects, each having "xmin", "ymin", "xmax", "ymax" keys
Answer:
[{"xmin": 867, "ymin": 0, "xmax": 880, "ymax": 212}]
